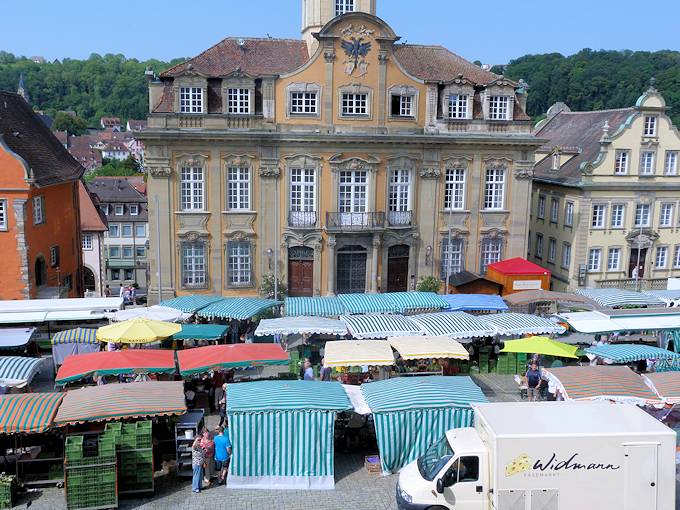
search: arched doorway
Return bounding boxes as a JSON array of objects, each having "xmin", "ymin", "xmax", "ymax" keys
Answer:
[
  {"xmin": 387, "ymin": 244, "xmax": 410, "ymax": 292},
  {"xmin": 34, "ymin": 256, "xmax": 46, "ymax": 287},
  {"xmin": 288, "ymin": 246, "xmax": 314, "ymax": 297},
  {"xmin": 83, "ymin": 267, "xmax": 96, "ymax": 293},
  {"xmin": 337, "ymin": 245, "xmax": 367, "ymax": 294}
]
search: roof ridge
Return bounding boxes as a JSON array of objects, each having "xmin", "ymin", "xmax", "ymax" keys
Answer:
[{"xmin": 560, "ymin": 107, "xmax": 635, "ymax": 115}]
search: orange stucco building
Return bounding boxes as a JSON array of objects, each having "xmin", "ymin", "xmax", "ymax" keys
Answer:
[{"xmin": 0, "ymin": 91, "xmax": 84, "ymax": 299}]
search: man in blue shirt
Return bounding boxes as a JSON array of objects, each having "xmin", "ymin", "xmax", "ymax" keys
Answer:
[
  {"xmin": 525, "ymin": 362, "xmax": 542, "ymax": 402},
  {"xmin": 213, "ymin": 425, "xmax": 232, "ymax": 485}
]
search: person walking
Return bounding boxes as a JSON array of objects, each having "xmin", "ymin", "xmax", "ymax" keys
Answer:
[
  {"xmin": 218, "ymin": 383, "xmax": 227, "ymax": 427},
  {"xmin": 303, "ymin": 359, "xmax": 314, "ymax": 381},
  {"xmin": 319, "ymin": 357, "xmax": 331, "ymax": 381},
  {"xmin": 525, "ymin": 362, "xmax": 542, "ymax": 402},
  {"xmin": 104, "ymin": 285, "xmax": 111, "ymax": 297},
  {"xmin": 200, "ymin": 429, "xmax": 216, "ymax": 485},
  {"xmin": 191, "ymin": 436, "xmax": 206, "ymax": 493},
  {"xmin": 213, "ymin": 425, "xmax": 232, "ymax": 485}
]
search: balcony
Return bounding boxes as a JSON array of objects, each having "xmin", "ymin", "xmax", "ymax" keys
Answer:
[
  {"xmin": 596, "ymin": 278, "xmax": 668, "ymax": 291},
  {"xmin": 326, "ymin": 212, "xmax": 385, "ymax": 231},
  {"xmin": 387, "ymin": 210, "xmax": 413, "ymax": 227},
  {"xmin": 288, "ymin": 211, "xmax": 317, "ymax": 229},
  {"xmin": 149, "ymin": 114, "xmax": 269, "ymax": 131}
]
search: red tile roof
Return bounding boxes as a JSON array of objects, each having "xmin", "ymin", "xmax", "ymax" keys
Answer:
[
  {"xmin": 78, "ymin": 181, "xmax": 107, "ymax": 232},
  {"xmin": 393, "ymin": 45, "xmax": 499, "ymax": 85},
  {"xmin": 161, "ymin": 37, "xmax": 309, "ymax": 78},
  {"xmin": 488, "ymin": 257, "xmax": 550, "ymax": 276}
]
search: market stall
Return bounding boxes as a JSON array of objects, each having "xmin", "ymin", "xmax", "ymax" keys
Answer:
[
  {"xmin": 340, "ymin": 314, "xmax": 423, "ymax": 339},
  {"xmin": 55, "ymin": 349, "xmax": 177, "ymax": 385},
  {"xmin": 109, "ymin": 305, "xmax": 191, "ymax": 323},
  {"xmin": 96, "ymin": 318, "xmax": 182, "ymax": 344},
  {"xmin": 50, "ymin": 328, "xmax": 100, "ymax": 368},
  {"xmin": 360, "ymin": 376, "xmax": 487, "ymax": 474},
  {"xmin": 440, "ymin": 294, "xmax": 508, "ymax": 312},
  {"xmin": 172, "ymin": 324, "xmax": 229, "ymax": 344},
  {"xmin": 227, "ymin": 380, "xmax": 352, "ymax": 490},
  {"xmin": 0, "ymin": 392, "xmax": 64, "ymax": 434},
  {"xmin": 481, "ymin": 312, "xmax": 566, "ymax": 336},
  {"xmin": 575, "ymin": 288, "xmax": 664, "ymax": 308},
  {"xmin": 644, "ymin": 372, "xmax": 680, "ymax": 404},
  {"xmin": 500, "ymin": 336, "xmax": 579, "ymax": 359},
  {"xmin": 254, "ymin": 316, "xmax": 347, "ymax": 337},
  {"xmin": 485, "ymin": 257, "xmax": 550, "ymax": 296},
  {"xmin": 159, "ymin": 295, "xmax": 225, "ymax": 313},
  {"xmin": 388, "ymin": 336, "xmax": 469, "ymax": 360},
  {"xmin": 53, "ymin": 381, "xmax": 186, "ymax": 425},
  {"xmin": 584, "ymin": 344, "xmax": 680, "ymax": 365},
  {"xmin": 410, "ymin": 312, "xmax": 494, "ymax": 341},
  {"xmin": 0, "ymin": 357, "xmax": 44, "ymax": 389},
  {"xmin": 0, "ymin": 328, "xmax": 36, "ymax": 353},
  {"xmin": 284, "ymin": 297, "xmax": 346, "ymax": 318},
  {"xmin": 176, "ymin": 343, "xmax": 289, "ymax": 376},
  {"xmin": 337, "ymin": 294, "xmax": 404, "ymax": 314},
  {"xmin": 323, "ymin": 340, "xmax": 394, "ymax": 368},
  {"xmin": 196, "ymin": 298, "xmax": 281, "ymax": 320}
]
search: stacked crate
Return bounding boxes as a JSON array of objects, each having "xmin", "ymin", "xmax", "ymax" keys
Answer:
[
  {"xmin": 478, "ymin": 349, "xmax": 490, "ymax": 373},
  {"xmin": 64, "ymin": 434, "xmax": 117, "ymax": 510},
  {"xmin": 494, "ymin": 352, "xmax": 528, "ymax": 374},
  {"xmin": 0, "ymin": 474, "xmax": 15, "ymax": 510},
  {"xmin": 117, "ymin": 421, "xmax": 153, "ymax": 495}
]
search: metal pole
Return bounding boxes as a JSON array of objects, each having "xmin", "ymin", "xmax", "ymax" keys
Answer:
[
  {"xmin": 274, "ymin": 177, "xmax": 279, "ymax": 301},
  {"xmin": 445, "ymin": 199, "xmax": 453, "ymax": 295},
  {"xmin": 155, "ymin": 195, "xmax": 162, "ymax": 304},
  {"xmin": 635, "ymin": 223, "xmax": 643, "ymax": 292}
]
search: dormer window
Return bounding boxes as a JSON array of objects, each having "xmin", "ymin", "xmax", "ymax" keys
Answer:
[
  {"xmin": 335, "ymin": 0, "xmax": 355, "ymax": 16},
  {"xmin": 644, "ymin": 116, "xmax": 657, "ymax": 136},
  {"xmin": 488, "ymin": 96, "xmax": 510, "ymax": 120},
  {"xmin": 179, "ymin": 87, "xmax": 203, "ymax": 113},
  {"xmin": 448, "ymin": 95, "xmax": 469, "ymax": 119},
  {"xmin": 227, "ymin": 88, "xmax": 251, "ymax": 114}
]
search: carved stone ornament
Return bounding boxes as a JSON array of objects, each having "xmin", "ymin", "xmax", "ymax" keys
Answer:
[
  {"xmin": 625, "ymin": 228, "xmax": 659, "ymax": 248},
  {"xmin": 329, "ymin": 154, "xmax": 379, "ymax": 173},
  {"xmin": 324, "ymin": 50, "xmax": 336, "ymax": 63},
  {"xmin": 481, "ymin": 228, "xmax": 506, "ymax": 241},
  {"xmin": 419, "ymin": 167, "xmax": 441, "ymax": 179},
  {"xmin": 181, "ymin": 158, "xmax": 207, "ymax": 168},
  {"xmin": 340, "ymin": 24, "xmax": 374, "ymax": 78},
  {"xmin": 149, "ymin": 166, "xmax": 172, "ymax": 178},
  {"xmin": 223, "ymin": 154, "xmax": 254, "ymax": 167},
  {"xmin": 259, "ymin": 163, "xmax": 281, "ymax": 178},
  {"xmin": 230, "ymin": 230, "xmax": 255, "ymax": 242},
  {"xmin": 443, "ymin": 156, "xmax": 472, "ymax": 171},
  {"xmin": 514, "ymin": 165, "xmax": 534, "ymax": 180},
  {"xmin": 176, "ymin": 231, "xmax": 210, "ymax": 249},
  {"xmin": 484, "ymin": 158, "xmax": 510, "ymax": 172}
]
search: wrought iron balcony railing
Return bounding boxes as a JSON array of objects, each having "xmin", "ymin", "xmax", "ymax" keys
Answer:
[{"xmin": 326, "ymin": 212, "xmax": 385, "ymax": 230}]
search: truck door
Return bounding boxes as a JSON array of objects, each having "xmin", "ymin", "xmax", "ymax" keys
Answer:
[
  {"xmin": 623, "ymin": 443, "xmax": 659, "ymax": 510},
  {"xmin": 442, "ymin": 456, "xmax": 485, "ymax": 510}
]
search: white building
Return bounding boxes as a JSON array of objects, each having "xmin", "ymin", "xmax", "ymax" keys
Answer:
[{"xmin": 78, "ymin": 182, "xmax": 108, "ymax": 296}]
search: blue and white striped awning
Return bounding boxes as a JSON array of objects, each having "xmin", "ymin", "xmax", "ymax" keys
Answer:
[
  {"xmin": 0, "ymin": 356, "xmax": 44, "ymax": 388},
  {"xmin": 481, "ymin": 313, "xmax": 566, "ymax": 336},
  {"xmin": 410, "ymin": 312, "xmax": 495, "ymax": 341},
  {"xmin": 384, "ymin": 292, "xmax": 448, "ymax": 313},
  {"xmin": 159, "ymin": 295, "xmax": 225, "ymax": 313},
  {"xmin": 284, "ymin": 296, "xmax": 346, "ymax": 317},
  {"xmin": 585, "ymin": 344, "xmax": 680, "ymax": 364},
  {"xmin": 576, "ymin": 288, "xmax": 663, "ymax": 308},
  {"xmin": 197, "ymin": 298, "xmax": 281, "ymax": 320},
  {"xmin": 340, "ymin": 315, "xmax": 424, "ymax": 339},
  {"xmin": 338, "ymin": 294, "xmax": 403, "ymax": 314}
]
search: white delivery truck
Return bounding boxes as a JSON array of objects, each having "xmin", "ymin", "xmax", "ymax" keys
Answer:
[{"xmin": 396, "ymin": 401, "xmax": 675, "ymax": 510}]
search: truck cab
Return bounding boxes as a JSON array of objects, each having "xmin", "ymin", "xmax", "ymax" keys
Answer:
[{"xmin": 397, "ymin": 428, "xmax": 489, "ymax": 510}]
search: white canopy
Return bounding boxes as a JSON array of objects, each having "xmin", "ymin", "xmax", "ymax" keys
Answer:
[
  {"xmin": 388, "ymin": 336, "xmax": 469, "ymax": 360},
  {"xmin": 323, "ymin": 340, "xmax": 395, "ymax": 368},
  {"xmin": 254, "ymin": 316, "xmax": 348, "ymax": 336},
  {"xmin": 0, "ymin": 328, "xmax": 36, "ymax": 348},
  {"xmin": 557, "ymin": 310, "xmax": 680, "ymax": 334},
  {"xmin": 109, "ymin": 305, "xmax": 191, "ymax": 323},
  {"xmin": 0, "ymin": 297, "xmax": 123, "ymax": 313}
]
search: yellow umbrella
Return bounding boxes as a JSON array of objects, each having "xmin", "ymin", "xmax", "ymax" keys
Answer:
[
  {"xmin": 96, "ymin": 318, "xmax": 182, "ymax": 344},
  {"xmin": 500, "ymin": 336, "xmax": 579, "ymax": 359}
]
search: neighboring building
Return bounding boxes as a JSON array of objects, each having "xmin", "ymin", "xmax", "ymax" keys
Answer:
[
  {"xmin": 126, "ymin": 120, "xmax": 147, "ymax": 132},
  {"xmin": 87, "ymin": 177, "xmax": 149, "ymax": 293},
  {"xmin": 0, "ymin": 91, "xmax": 84, "ymax": 299},
  {"xmin": 78, "ymin": 182, "xmax": 108, "ymax": 295},
  {"xmin": 16, "ymin": 73, "xmax": 29, "ymax": 104},
  {"xmin": 100, "ymin": 117, "xmax": 122, "ymax": 131},
  {"xmin": 140, "ymin": 0, "xmax": 539, "ymax": 302},
  {"xmin": 100, "ymin": 140, "xmax": 131, "ymax": 161},
  {"xmin": 529, "ymin": 82, "xmax": 680, "ymax": 291}
]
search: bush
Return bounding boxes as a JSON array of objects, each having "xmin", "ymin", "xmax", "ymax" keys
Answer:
[
  {"xmin": 416, "ymin": 276, "xmax": 441, "ymax": 293},
  {"xmin": 260, "ymin": 273, "xmax": 287, "ymax": 299}
]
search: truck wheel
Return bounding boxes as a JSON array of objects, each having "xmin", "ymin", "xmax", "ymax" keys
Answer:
[{"xmin": 426, "ymin": 507, "xmax": 449, "ymax": 510}]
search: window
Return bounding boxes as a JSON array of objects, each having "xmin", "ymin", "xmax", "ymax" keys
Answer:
[
  {"xmin": 388, "ymin": 169, "xmax": 411, "ymax": 224},
  {"xmin": 135, "ymin": 246, "xmax": 146, "ymax": 258},
  {"xmin": 109, "ymin": 246, "xmax": 120, "ymax": 258},
  {"xmin": 551, "ymin": 152, "xmax": 560, "ymax": 171},
  {"xmin": 101, "ymin": 204, "xmax": 109, "ymax": 215},
  {"xmin": 227, "ymin": 88, "xmax": 250, "ymax": 114},
  {"xmin": 488, "ymin": 96, "xmax": 510, "ymax": 120},
  {"xmin": 390, "ymin": 94, "xmax": 414, "ymax": 117},
  {"xmin": 108, "ymin": 224, "xmax": 120, "ymax": 238},
  {"xmin": 129, "ymin": 204, "xmax": 139, "ymax": 216},
  {"xmin": 122, "ymin": 246, "xmax": 134, "ymax": 258},
  {"xmin": 614, "ymin": 150, "xmax": 629, "ymax": 175},
  {"xmin": 49, "ymin": 245, "xmax": 60, "ymax": 267},
  {"xmin": 227, "ymin": 241, "xmax": 252, "ymax": 287},
  {"xmin": 124, "ymin": 269, "xmax": 134, "ymax": 281},
  {"xmin": 114, "ymin": 204, "xmax": 124, "ymax": 216},
  {"xmin": 180, "ymin": 166, "xmax": 204, "ymax": 211},
  {"xmin": 550, "ymin": 198, "xmax": 559, "ymax": 223},
  {"xmin": 290, "ymin": 91, "xmax": 318, "ymax": 115},
  {"xmin": 674, "ymin": 246, "xmax": 680, "ymax": 268},
  {"xmin": 661, "ymin": 203, "xmax": 674, "ymax": 227},
  {"xmin": 135, "ymin": 224, "xmax": 146, "ymax": 237},
  {"xmin": 591, "ymin": 204, "xmax": 606, "ymax": 228},
  {"xmin": 448, "ymin": 95, "xmax": 469, "ymax": 119},
  {"xmin": 607, "ymin": 248, "xmax": 621, "ymax": 271},
  {"xmin": 32, "ymin": 196, "xmax": 44, "ymax": 225},
  {"xmin": 111, "ymin": 269, "xmax": 121, "ymax": 281},
  {"xmin": 534, "ymin": 233, "xmax": 544, "ymax": 258},
  {"xmin": 440, "ymin": 238, "xmax": 464, "ymax": 278},
  {"xmin": 644, "ymin": 116, "xmax": 657, "ymax": 136},
  {"xmin": 611, "ymin": 204, "xmax": 625, "ymax": 228},
  {"xmin": 562, "ymin": 242, "xmax": 571, "ymax": 269},
  {"xmin": 122, "ymin": 224, "xmax": 133, "ymax": 237},
  {"xmin": 640, "ymin": 151, "xmax": 656, "ymax": 175},
  {"xmin": 656, "ymin": 246, "xmax": 668, "ymax": 268},
  {"xmin": 635, "ymin": 204, "xmax": 650, "ymax": 227},
  {"xmin": 290, "ymin": 168, "xmax": 316, "ymax": 226},
  {"xmin": 565, "ymin": 201, "xmax": 574, "ymax": 227},
  {"xmin": 342, "ymin": 93, "xmax": 368, "ymax": 116},
  {"xmin": 0, "ymin": 200, "xmax": 7, "ymax": 230},
  {"xmin": 483, "ymin": 168, "xmax": 505, "ymax": 210},
  {"xmin": 338, "ymin": 171, "xmax": 367, "ymax": 213},
  {"xmin": 537, "ymin": 195, "xmax": 546, "ymax": 219},
  {"xmin": 444, "ymin": 168, "xmax": 466, "ymax": 210},
  {"xmin": 480, "ymin": 239, "xmax": 503, "ymax": 273},
  {"xmin": 227, "ymin": 167, "xmax": 251, "ymax": 211},
  {"xmin": 179, "ymin": 87, "xmax": 203, "ymax": 113},
  {"xmin": 445, "ymin": 456, "xmax": 480, "ymax": 485},
  {"xmin": 665, "ymin": 151, "xmax": 678, "ymax": 175},
  {"xmin": 181, "ymin": 242, "xmax": 207, "ymax": 288},
  {"xmin": 548, "ymin": 238, "xmax": 557, "ymax": 263},
  {"xmin": 82, "ymin": 233, "xmax": 93, "ymax": 250},
  {"xmin": 588, "ymin": 248, "xmax": 602, "ymax": 272},
  {"xmin": 335, "ymin": 0, "xmax": 355, "ymax": 15}
]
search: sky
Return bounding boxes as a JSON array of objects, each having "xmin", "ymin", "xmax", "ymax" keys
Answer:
[{"xmin": 2, "ymin": 0, "xmax": 679, "ymax": 64}]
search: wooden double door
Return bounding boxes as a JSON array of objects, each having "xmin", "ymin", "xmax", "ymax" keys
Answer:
[
  {"xmin": 387, "ymin": 245, "xmax": 410, "ymax": 292},
  {"xmin": 288, "ymin": 247, "xmax": 314, "ymax": 297}
]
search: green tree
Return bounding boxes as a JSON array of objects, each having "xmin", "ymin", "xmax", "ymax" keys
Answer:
[
  {"xmin": 52, "ymin": 111, "xmax": 89, "ymax": 135},
  {"xmin": 84, "ymin": 157, "xmax": 142, "ymax": 181},
  {"xmin": 416, "ymin": 276, "xmax": 441, "ymax": 293}
]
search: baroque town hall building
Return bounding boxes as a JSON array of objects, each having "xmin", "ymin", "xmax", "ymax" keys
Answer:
[{"xmin": 140, "ymin": 0, "xmax": 539, "ymax": 301}]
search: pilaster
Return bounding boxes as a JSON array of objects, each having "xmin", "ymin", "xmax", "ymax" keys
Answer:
[
  {"xmin": 12, "ymin": 199, "xmax": 29, "ymax": 299},
  {"xmin": 327, "ymin": 234, "xmax": 336, "ymax": 296}
]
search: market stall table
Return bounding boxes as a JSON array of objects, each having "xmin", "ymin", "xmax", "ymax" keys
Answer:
[
  {"xmin": 323, "ymin": 340, "xmax": 395, "ymax": 368},
  {"xmin": 410, "ymin": 312, "xmax": 495, "ymax": 341},
  {"xmin": 176, "ymin": 343, "xmax": 289, "ymax": 376}
]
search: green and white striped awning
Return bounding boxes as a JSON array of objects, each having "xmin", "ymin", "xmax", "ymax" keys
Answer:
[
  {"xmin": 340, "ymin": 314, "xmax": 423, "ymax": 339},
  {"xmin": 576, "ymin": 288, "xmax": 663, "ymax": 308},
  {"xmin": 384, "ymin": 292, "xmax": 448, "ymax": 313},
  {"xmin": 338, "ymin": 294, "xmax": 403, "ymax": 314},
  {"xmin": 284, "ymin": 296, "xmax": 346, "ymax": 317},
  {"xmin": 585, "ymin": 344, "xmax": 680, "ymax": 364},
  {"xmin": 480, "ymin": 312, "xmax": 566, "ymax": 336},
  {"xmin": 197, "ymin": 298, "xmax": 281, "ymax": 320},
  {"xmin": 361, "ymin": 376, "xmax": 487, "ymax": 474},
  {"xmin": 0, "ymin": 356, "xmax": 44, "ymax": 388},
  {"xmin": 410, "ymin": 312, "xmax": 495, "ymax": 341},
  {"xmin": 227, "ymin": 380, "xmax": 352, "ymax": 413},
  {"xmin": 159, "ymin": 295, "xmax": 225, "ymax": 313}
]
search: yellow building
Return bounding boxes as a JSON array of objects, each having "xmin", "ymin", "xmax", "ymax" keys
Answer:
[
  {"xmin": 529, "ymin": 82, "xmax": 680, "ymax": 291},
  {"xmin": 140, "ymin": 0, "xmax": 539, "ymax": 302}
]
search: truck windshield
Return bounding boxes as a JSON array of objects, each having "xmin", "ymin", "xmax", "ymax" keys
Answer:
[{"xmin": 417, "ymin": 436, "xmax": 453, "ymax": 481}]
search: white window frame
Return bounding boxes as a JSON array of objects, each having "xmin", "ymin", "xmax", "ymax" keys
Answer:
[
  {"xmin": 182, "ymin": 242, "xmax": 207, "ymax": 288},
  {"xmin": 588, "ymin": 248, "xmax": 602, "ymax": 272},
  {"xmin": 565, "ymin": 201, "xmax": 574, "ymax": 227},
  {"xmin": 109, "ymin": 246, "xmax": 121, "ymax": 258},
  {"xmin": 180, "ymin": 166, "xmax": 205, "ymax": 211},
  {"xmin": 448, "ymin": 95, "xmax": 469, "ymax": 119},
  {"xmin": 535, "ymin": 233, "xmax": 544, "ymax": 258},
  {"xmin": 660, "ymin": 203, "xmax": 674, "ymax": 227},
  {"xmin": 134, "ymin": 224, "xmax": 146, "ymax": 237},
  {"xmin": 640, "ymin": 151, "xmax": 656, "ymax": 175},
  {"xmin": 483, "ymin": 168, "xmax": 505, "ymax": 210},
  {"xmin": 388, "ymin": 168, "xmax": 411, "ymax": 214},
  {"xmin": 179, "ymin": 87, "xmax": 203, "ymax": 114},
  {"xmin": 227, "ymin": 166, "xmax": 251, "ymax": 211},
  {"xmin": 480, "ymin": 239, "xmax": 503, "ymax": 273},
  {"xmin": 32, "ymin": 196, "xmax": 44, "ymax": 225},
  {"xmin": 121, "ymin": 224, "xmax": 133, "ymax": 238},
  {"xmin": 335, "ymin": 0, "xmax": 355, "ymax": 15},
  {"xmin": 114, "ymin": 204, "xmax": 124, "ymax": 216},
  {"xmin": 391, "ymin": 94, "xmax": 414, "ymax": 117},
  {"xmin": 135, "ymin": 246, "xmax": 146, "ymax": 258},
  {"xmin": 644, "ymin": 116, "xmax": 657, "ymax": 137},
  {"xmin": 227, "ymin": 88, "xmax": 251, "ymax": 115},
  {"xmin": 537, "ymin": 195, "xmax": 546, "ymax": 219},
  {"xmin": 607, "ymin": 247, "xmax": 621, "ymax": 271},
  {"xmin": 548, "ymin": 238, "xmax": 557, "ymax": 263},
  {"xmin": 674, "ymin": 245, "xmax": 680, "ymax": 269},
  {"xmin": 551, "ymin": 152, "xmax": 560, "ymax": 171},
  {"xmin": 665, "ymin": 151, "xmax": 678, "ymax": 175},
  {"xmin": 82, "ymin": 233, "xmax": 93, "ymax": 250},
  {"xmin": 129, "ymin": 204, "xmax": 139, "ymax": 216},
  {"xmin": 591, "ymin": 204, "xmax": 606, "ymax": 229},
  {"xmin": 611, "ymin": 204, "xmax": 625, "ymax": 228},
  {"xmin": 656, "ymin": 246, "xmax": 668, "ymax": 269},
  {"xmin": 290, "ymin": 91, "xmax": 318, "ymax": 116},
  {"xmin": 338, "ymin": 171, "xmax": 368, "ymax": 214},
  {"xmin": 444, "ymin": 168, "xmax": 466, "ymax": 210},
  {"xmin": 227, "ymin": 241, "xmax": 252, "ymax": 287},
  {"xmin": 562, "ymin": 242, "xmax": 571, "ymax": 269},
  {"xmin": 441, "ymin": 238, "xmax": 464, "ymax": 278},
  {"xmin": 0, "ymin": 200, "xmax": 7, "ymax": 231},
  {"xmin": 289, "ymin": 167, "xmax": 316, "ymax": 226},
  {"xmin": 341, "ymin": 92, "xmax": 369, "ymax": 117},
  {"xmin": 550, "ymin": 198, "xmax": 559, "ymax": 223},
  {"xmin": 614, "ymin": 150, "xmax": 629, "ymax": 175},
  {"xmin": 635, "ymin": 204, "xmax": 650, "ymax": 227},
  {"xmin": 488, "ymin": 95, "xmax": 510, "ymax": 120},
  {"xmin": 122, "ymin": 246, "xmax": 134, "ymax": 259},
  {"xmin": 101, "ymin": 204, "xmax": 110, "ymax": 215},
  {"xmin": 108, "ymin": 224, "xmax": 120, "ymax": 238}
]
